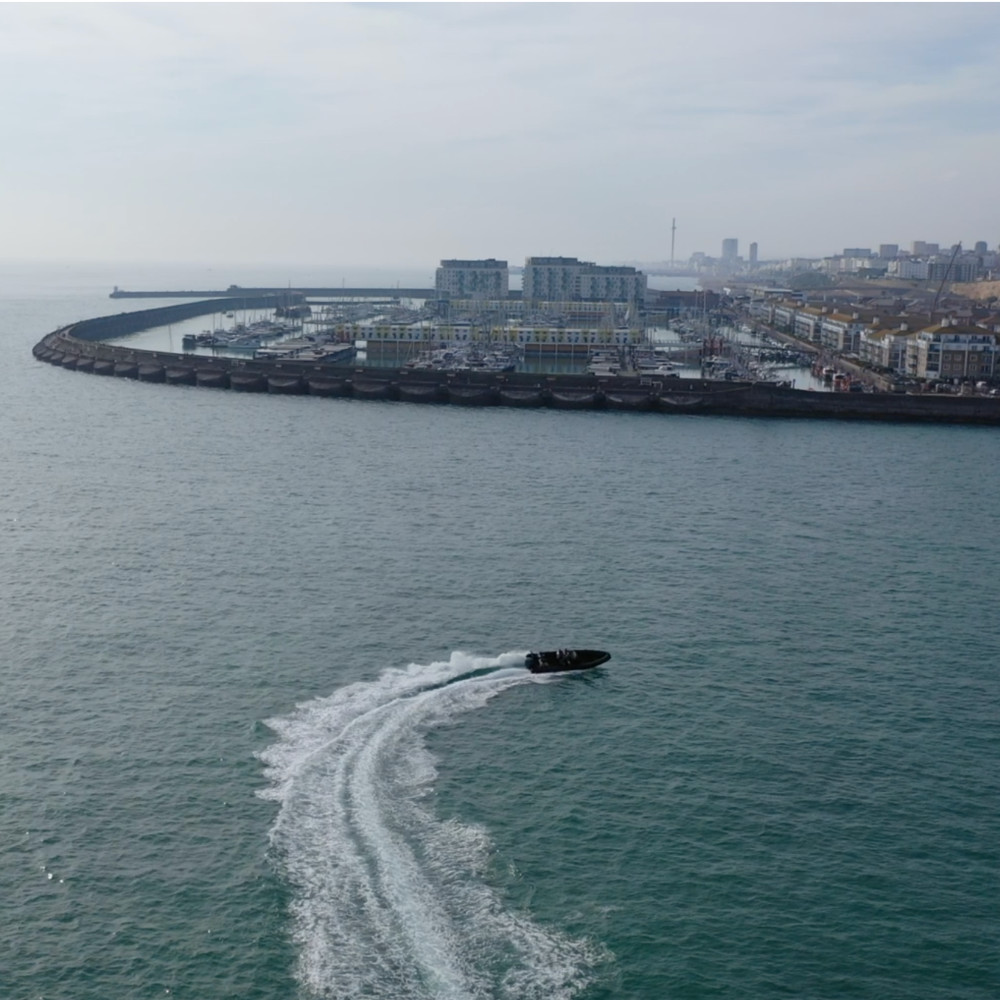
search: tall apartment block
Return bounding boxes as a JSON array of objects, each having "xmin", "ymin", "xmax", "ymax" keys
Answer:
[
  {"xmin": 522, "ymin": 256, "xmax": 646, "ymax": 304},
  {"xmin": 435, "ymin": 259, "xmax": 509, "ymax": 299}
]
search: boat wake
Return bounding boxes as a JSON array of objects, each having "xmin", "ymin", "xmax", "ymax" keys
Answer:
[{"xmin": 257, "ymin": 650, "xmax": 603, "ymax": 999}]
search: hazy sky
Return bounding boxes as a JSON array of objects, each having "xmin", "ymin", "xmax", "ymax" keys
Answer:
[{"xmin": 2, "ymin": 2, "xmax": 998, "ymax": 270}]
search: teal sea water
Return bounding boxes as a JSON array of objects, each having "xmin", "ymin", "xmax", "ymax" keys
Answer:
[{"xmin": 1, "ymin": 263, "xmax": 998, "ymax": 999}]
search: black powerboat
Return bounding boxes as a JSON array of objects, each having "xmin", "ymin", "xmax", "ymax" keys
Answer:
[{"xmin": 525, "ymin": 649, "xmax": 610, "ymax": 674}]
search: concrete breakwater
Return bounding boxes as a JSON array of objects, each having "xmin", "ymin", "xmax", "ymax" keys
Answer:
[
  {"xmin": 109, "ymin": 285, "xmax": 441, "ymax": 300},
  {"xmin": 30, "ymin": 299, "xmax": 1000, "ymax": 425}
]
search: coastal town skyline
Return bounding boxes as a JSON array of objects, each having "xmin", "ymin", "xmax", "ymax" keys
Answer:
[{"xmin": 2, "ymin": 4, "xmax": 997, "ymax": 269}]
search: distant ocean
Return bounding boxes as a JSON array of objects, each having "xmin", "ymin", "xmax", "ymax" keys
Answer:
[{"xmin": 2, "ymin": 261, "xmax": 998, "ymax": 999}]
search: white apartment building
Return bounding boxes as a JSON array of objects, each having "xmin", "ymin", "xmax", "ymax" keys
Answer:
[
  {"xmin": 522, "ymin": 257, "xmax": 586, "ymax": 302},
  {"xmin": 522, "ymin": 257, "xmax": 646, "ymax": 304},
  {"xmin": 889, "ymin": 252, "xmax": 983, "ymax": 283},
  {"xmin": 793, "ymin": 306, "xmax": 825, "ymax": 342},
  {"xmin": 577, "ymin": 266, "xmax": 647, "ymax": 303},
  {"xmin": 435, "ymin": 259, "xmax": 509, "ymax": 299},
  {"xmin": 909, "ymin": 322, "xmax": 1000, "ymax": 380},
  {"xmin": 772, "ymin": 301, "xmax": 801, "ymax": 332},
  {"xmin": 839, "ymin": 255, "xmax": 884, "ymax": 274},
  {"xmin": 859, "ymin": 322, "xmax": 914, "ymax": 372},
  {"xmin": 889, "ymin": 258, "xmax": 931, "ymax": 280},
  {"xmin": 819, "ymin": 312, "xmax": 868, "ymax": 353}
]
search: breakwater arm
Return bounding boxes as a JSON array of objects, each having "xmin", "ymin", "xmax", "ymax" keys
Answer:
[
  {"xmin": 110, "ymin": 286, "xmax": 525, "ymax": 301},
  {"xmin": 77, "ymin": 296, "xmax": 284, "ymax": 340},
  {"xmin": 32, "ymin": 299, "xmax": 1000, "ymax": 426},
  {"xmin": 110, "ymin": 286, "xmax": 441, "ymax": 300}
]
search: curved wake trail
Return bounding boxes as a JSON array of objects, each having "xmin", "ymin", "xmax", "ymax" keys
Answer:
[{"xmin": 258, "ymin": 651, "xmax": 602, "ymax": 999}]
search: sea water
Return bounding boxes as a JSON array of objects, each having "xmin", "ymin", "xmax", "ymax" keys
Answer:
[{"xmin": 1, "ymin": 262, "xmax": 998, "ymax": 999}]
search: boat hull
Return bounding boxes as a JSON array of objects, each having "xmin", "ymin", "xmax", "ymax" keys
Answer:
[{"xmin": 525, "ymin": 649, "xmax": 610, "ymax": 674}]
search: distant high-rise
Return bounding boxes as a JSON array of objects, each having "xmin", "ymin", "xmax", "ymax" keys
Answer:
[
  {"xmin": 975, "ymin": 241, "xmax": 988, "ymax": 255},
  {"xmin": 721, "ymin": 238, "xmax": 738, "ymax": 262},
  {"xmin": 879, "ymin": 244, "xmax": 899, "ymax": 259},
  {"xmin": 748, "ymin": 242, "xmax": 758, "ymax": 266}
]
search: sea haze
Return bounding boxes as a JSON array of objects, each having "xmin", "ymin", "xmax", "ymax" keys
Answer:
[{"xmin": 1, "ymin": 263, "xmax": 998, "ymax": 999}]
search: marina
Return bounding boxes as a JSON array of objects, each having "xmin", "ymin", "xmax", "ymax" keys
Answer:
[
  {"xmin": 35, "ymin": 317, "xmax": 1000, "ymax": 424},
  {"xmin": 42, "ymin": 278, "xmax": 1000, "ymax": 420},
  {"xmin": 37, "ymin": 288, "xmax": 1000, "ymax": 422},
  {"xmin": 104, "ymin": 290, "xmax": 831, "ymax": 390}
]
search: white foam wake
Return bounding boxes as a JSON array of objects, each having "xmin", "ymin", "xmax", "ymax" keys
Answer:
[{"xmin": 257, "ymin": 651, "xmax": 602, "ymax": 999}]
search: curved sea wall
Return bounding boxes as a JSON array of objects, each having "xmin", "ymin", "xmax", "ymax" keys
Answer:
[{"xmin": 31, "ymin": 299, "xmax": 1000, "ymax": 425}]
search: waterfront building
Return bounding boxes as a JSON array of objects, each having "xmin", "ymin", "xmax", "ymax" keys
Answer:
[
  {"xmin": 859, "ymin": 320, "xmax": 915, "ymax": 373},
  {"xmin": 522, "ymin": 257, "xmax": 586, "ymax": 302},
  {"xmin": 793, "ymin": 305, "xmax": 825, "ymax": 342},
  {"xmin": 576, "ymin": 266, "xmax": 647, "ymax": 304},
  {"xmin": 347, "ymin": 310, "xmax": 643, "ymax": 359},
  {"xmin": 509, "ymin": 324, "xmax": 641, "ymax": 353},
  {"xmin": 772, "ymin": 300, "xmax": 801, "ymax": 333},
  {"xmin": 819, "ymin": 311, "xmax": 869, "ymax": 353},
  {"xmin": 747, "ymin": 297, "xmax": 774, "ymax": 324},
  {"xmin": 521, "ymin": 256, "xmax": 646, "ymax": 305},
  {"xmin": 746, "ymin": 287, "xmax": 802, "ymax": 326},
  {"xmin": 435, "ymin": 259, "xmax": 509, "ymax": 300},
  {"xmin": 909, "ymin": 321, "xmax": 1000, "ymax": 380},
  {"xmin": 646, "ymin": 289, "xmax": 721, "ymax": 320}
]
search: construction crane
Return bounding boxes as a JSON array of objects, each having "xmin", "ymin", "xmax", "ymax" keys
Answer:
[{"xmin": 932, "ymin": 242, "xmax": 962, "ymax": 313}]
